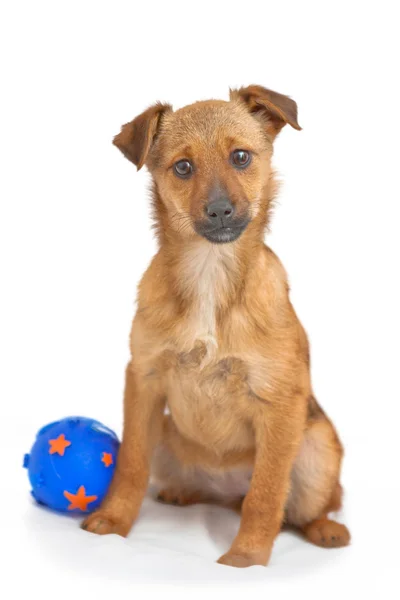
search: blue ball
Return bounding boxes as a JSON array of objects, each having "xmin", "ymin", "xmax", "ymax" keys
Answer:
[{"xmin": 23, "ymin": 417, "xmax": 120, "ymax": 513}]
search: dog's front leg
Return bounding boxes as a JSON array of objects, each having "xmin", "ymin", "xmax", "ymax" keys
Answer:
[
  {"xmin": 217, "ymin": 396, "xmax": 306, "ymax": 568},
  {"xmin": 82, "ymin": 361, "xmax": 165, "ymax": 537}
]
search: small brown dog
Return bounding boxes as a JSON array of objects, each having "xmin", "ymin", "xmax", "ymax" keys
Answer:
[{"xmin": 82, "ymin": 85, "xmax": 350, "ymax": 567}]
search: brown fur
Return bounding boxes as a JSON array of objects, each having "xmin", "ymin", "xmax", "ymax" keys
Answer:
[{"xmin": 82, "ymin": 85, "xmax": 350, "ymax": 567}]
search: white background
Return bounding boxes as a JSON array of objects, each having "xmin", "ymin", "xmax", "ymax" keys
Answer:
[{"xmin": 1, "ymin": 1, "xmax": 399, "ymax": 598}]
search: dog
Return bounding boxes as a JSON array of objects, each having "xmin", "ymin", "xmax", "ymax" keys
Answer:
[{"xmin": 82, "ymin": 85, "xmax": 350, "ymax": 568}]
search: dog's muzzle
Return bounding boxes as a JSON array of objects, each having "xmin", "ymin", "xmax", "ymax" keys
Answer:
[{"xmin": 194, "ymin": 198, "xmax": 250, "ymax": 243}]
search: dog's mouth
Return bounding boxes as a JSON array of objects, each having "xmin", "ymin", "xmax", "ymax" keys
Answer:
[{"xmin": 194, "ymin": 220, "xmax": 250, "ymax": 244}]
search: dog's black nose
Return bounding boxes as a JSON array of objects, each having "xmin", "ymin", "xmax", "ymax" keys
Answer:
[{"xmin": 206, "ymin": 198, "xmax": 234, "ymax": 226}]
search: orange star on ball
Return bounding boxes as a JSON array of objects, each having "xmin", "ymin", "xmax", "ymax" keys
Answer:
[
  {"xmin": 63, "ymin": 486, "xmax": 98, "ymax": 511},
  {"xmin": 101, "ymin": 452, "xmax": 113, "ymax": 467},
  {"xmin": 48, "ymin": 433, "xmax": 71, "ymax": 456}
]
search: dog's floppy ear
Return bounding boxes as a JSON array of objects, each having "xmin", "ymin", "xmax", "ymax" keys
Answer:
[
  {"xmin": 113, "ymin": 102, "xmax": 171, "ymax": 170},
  {"xmin": 230, "ymin": 85, "xmax": 301, "ymax": 139}
]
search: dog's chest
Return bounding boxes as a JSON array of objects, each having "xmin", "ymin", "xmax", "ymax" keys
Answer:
[
  {"xmin": 163, "ymin": 244, "xmax": 260, "ymax": 450},
  {"xmin": 166, "ymin": 350, "xmax": 253, "ymax": 451},
  {"xmin": 152, "ymin": 242, "xmax": 267, "ymax": 451}
]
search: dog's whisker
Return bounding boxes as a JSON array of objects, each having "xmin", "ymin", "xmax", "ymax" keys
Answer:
[
  {"xmin": 178, "ymin": 221, "xmax": 194, "ymax": 234},
  {"xmin": 170, "ymin": 214, "xmax": 193, "ymax": 232}
]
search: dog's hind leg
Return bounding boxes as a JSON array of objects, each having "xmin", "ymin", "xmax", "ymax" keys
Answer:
[{"xmin": 285, "ymin": 402, "xmax": 351, "ymax": 548}]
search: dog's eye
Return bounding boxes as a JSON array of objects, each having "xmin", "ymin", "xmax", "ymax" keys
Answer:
[
  {"xmin": 174, "ymin": 160, "xmax": 193, "ymax": 178},
  {"xmin": 231, "ymin": 150, "xmax": 251, "ymax": 169}
]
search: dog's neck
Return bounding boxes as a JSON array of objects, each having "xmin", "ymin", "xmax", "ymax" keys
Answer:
[
  {"xmin": 169, "ymin": 239, "xmax": 236, "ymax": 349},
  {"xmin": 163, "ymin": 232, "xmax": 263, "ymax": 350},
  {"xmin": 176, "ymin": 238, "xmax": 239, "ymax": 302}
]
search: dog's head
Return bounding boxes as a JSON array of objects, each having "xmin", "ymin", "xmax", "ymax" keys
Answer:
[{"xmin": 114, "ymin": 85, "xmax": 300, "ymax": 244}]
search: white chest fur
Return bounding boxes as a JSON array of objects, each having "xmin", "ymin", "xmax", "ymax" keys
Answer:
[{"xmin": 178, "ymin": 241, "xmax": 235, "ymax": 352}]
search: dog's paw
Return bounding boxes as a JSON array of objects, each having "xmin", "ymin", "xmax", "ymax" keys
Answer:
[
  {"xmin": 156, "ymin": 488, "xmax": 202, "ymax": 506},
  {"xmin": 217, "ymin": 550, "xmax": 269, "ymax": 568},
  {"xmin": 303, "ymin": 519, "xmax": 351, "ymax": 548},
  {"xmin": 81, "ymin": 510, "xmax": 131, "ymax": 537}
]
